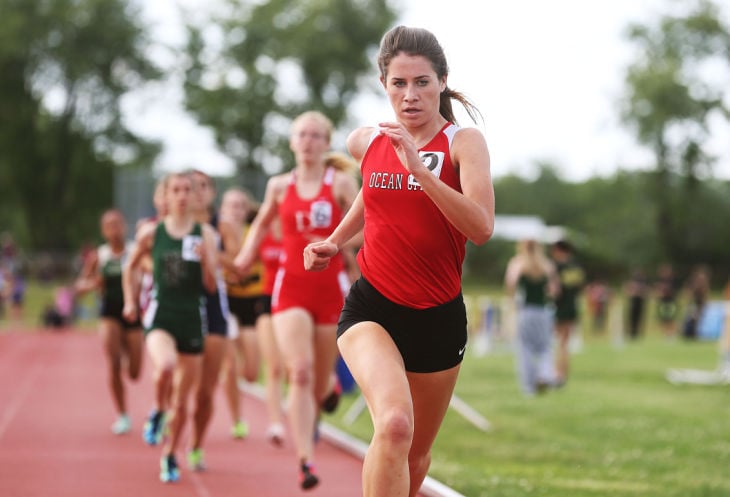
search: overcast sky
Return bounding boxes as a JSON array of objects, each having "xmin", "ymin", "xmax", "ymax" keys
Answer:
[{"xmin": 124, "ymin": 0, "xmax": 730, "ymax": 181}]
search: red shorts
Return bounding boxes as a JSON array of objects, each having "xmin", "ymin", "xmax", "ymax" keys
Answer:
[{"xmin": 272, "ymin": 268, "xmax": 350, "ymax": 325}]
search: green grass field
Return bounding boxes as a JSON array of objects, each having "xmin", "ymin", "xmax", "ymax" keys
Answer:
[
  {"xmin": 0, "ymin": 280, "xmax": 97, "ymax": 330},
  {"xmin": 327, "ymin": 296, "xmax": 730, "ymax": 497},
  {"xmin": 6, "ymin": 282, "xmax": 728, "ymax": 496}
]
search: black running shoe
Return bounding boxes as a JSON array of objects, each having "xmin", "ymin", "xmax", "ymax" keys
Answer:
[
  {"xmin": 320, "ymin": 379, "xmax": 342, "ymax": 414},
  {"xmin": 299, "ymin": 463, "xmax": 319, "ymax": 490}
]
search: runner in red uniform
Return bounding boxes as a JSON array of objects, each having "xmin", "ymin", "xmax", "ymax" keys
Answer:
[
  {"xmin": 304, "ymin": 26, "xmax": 495, "ymax": 497},
  {"xmin": 235, "ymin": 111, "xmax": 359, "ymax": 490}
]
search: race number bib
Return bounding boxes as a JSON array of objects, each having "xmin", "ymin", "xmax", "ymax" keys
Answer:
[
  {"xmin": 182, "ymin": 235, "xmax": 203, "ymax": 262},
  {"xmin": 310, "ymin": 200, "xmax": 333, "ymax": 229},
  {"xmin": 407, "ymin": 151, "xmax": 445, "ymax": 189}
]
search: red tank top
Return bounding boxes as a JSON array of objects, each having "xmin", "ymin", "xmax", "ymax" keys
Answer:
[
  {"xmin": 357, "ymin": 123, "xmax": 466, "ymax": 309},
  {"xmin": 258, "ymin": 231, "xmax": 283, "ymax": 295},
  {"xmin": 278, "ymin": 167, "xmax": 344, "ymax": 276}
]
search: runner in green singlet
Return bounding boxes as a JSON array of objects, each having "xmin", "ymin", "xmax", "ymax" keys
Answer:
[
  {"xmin": 75, "ymin": 209, "xmax": 143, "ymax": 435},
  {"xmin": 122, "ymin": 172, "xmax": 218, "ymax": 483}
]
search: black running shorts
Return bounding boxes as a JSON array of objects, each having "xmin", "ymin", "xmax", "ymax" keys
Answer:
[
  {"xmin": 100, "ymin": 297, "xmax": 141, "ymax": 330},
  {"xmin": 337, "ymin": 277, "xmax": 467, "ymax": 373},
  {"xmin": 228, "ymin": 295, "xmax": 271, "ymax": 327}
]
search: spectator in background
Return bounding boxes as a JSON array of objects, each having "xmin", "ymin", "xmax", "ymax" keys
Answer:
[
  {"xmin": 624, "ymin": 267, "xmax": 650, "ymax": 340},
  {"xmin": 42, "ymin": 283, "xmax": 77, "ymax": 329},
  {"xmin": 504, "ymin": 240, "xmax": 559, "ymax": 395},
  {"xmin": 0, "ymin": 232, "xmax": 19, "ymax": 274},
  {"xmin": 0, "ymin": 232, "xmax": 25, "ymax": 322},
  {"xmin": 585, "ymin": 279, "xmax": 611, "ymax": 334},
  {"xmin": 682, "ymin": 265, "xmax": 711, "ymax": 340},
  {"xmin": 655, "ymin": 263, "xmax": 680, "ymax": 339},
  {"xmin": 9, "ymin": 267, "xmax": 26, "ymax": 322},
  {"xmin": 720, "ymin": 277, "xmax": 730, "ymax": 374},
  {"xmin": 0, "ymin": 264, "xmax": 12, "ymax": 319},
  {"xmin": 550, "ymin": 240, "xmax": 585, "ymax": 386}
]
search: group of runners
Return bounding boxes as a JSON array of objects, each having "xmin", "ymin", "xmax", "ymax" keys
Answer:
[
  {"xmin": 76, "ymin": 117, "xmax": 352, "ymax": 488},
  {"xmin": 76, "ymin": 25, "xmax": 496, "ymax": 497}
]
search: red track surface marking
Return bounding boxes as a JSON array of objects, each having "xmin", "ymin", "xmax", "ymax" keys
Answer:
[{"xmin": 0, "ymin": 330, "xmax": 378, "ymax": 497}]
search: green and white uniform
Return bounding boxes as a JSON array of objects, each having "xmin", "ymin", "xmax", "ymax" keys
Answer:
[
  {"xmin": 98, "ymin": 241, "xmax": 140, "ymax": 329},
  {"xmin": 143, "ymin": 222, "xmax": 206, "ymax": 354}
]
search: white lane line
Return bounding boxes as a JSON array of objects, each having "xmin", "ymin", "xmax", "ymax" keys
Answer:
[
  {"xmin": 189, "ymin": 471, "xmax": 214, "ymax": 497},
  {"xmin": 241, "ymin": 382, "xmax": 468, "ymax": 497},
  {"xmin": 0, "ymin": 362, "xmax": 44, "ymax": 440}
]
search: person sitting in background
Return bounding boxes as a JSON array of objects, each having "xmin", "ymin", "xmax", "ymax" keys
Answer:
[{"xmin": 42, "ymin": 284, "xmax": 77, "ymax": 329}]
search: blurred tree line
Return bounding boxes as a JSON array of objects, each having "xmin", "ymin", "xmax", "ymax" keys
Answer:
[
  {"xmin": 183, "ymin": 0, "xmax": 396, "ymax": 191},
  {"xmin": 465, "ymin": 164, "xmax": 730, "ymax": 287},
  {"xmin": 0, "ymin": 0, "xmax": 728, "ymax": 286},
  {"xmin": 0, "ymin": 0, "xmax": 395, "ymax": 262},
  {"xmin": 0, "ymin": 0, "xmax": 161, "ymax": 251}
]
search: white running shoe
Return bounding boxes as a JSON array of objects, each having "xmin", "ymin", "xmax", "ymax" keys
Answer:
[
  {"xmin": 266, "ymin": 423, "xmax": 285, "ymax": 446},
  {"xmin": 111, "ymin": 414, "xmax": 131, "ymax": 435}
]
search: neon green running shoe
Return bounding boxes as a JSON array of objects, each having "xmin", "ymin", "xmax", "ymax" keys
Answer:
[
  {"xmin": 187, "ymin": 448, "xmax": 206, "ymax": 471},
  {"xmin": 231, "ymin": 420, "xmax": 249, "ymax": 440}
]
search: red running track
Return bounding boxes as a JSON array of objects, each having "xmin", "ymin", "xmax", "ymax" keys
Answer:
[{"xmin": 0, "ymin": 329, "xmax": 411, "ymax": 497}]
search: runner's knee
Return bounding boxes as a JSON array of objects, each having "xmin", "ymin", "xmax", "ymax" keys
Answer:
[
  {"xmin": 375, "ymin": 407, "xmax": 413, "ymax": 448},
  {"xmin": 157, "ymin": 360, "xmax": 175, "ymax": 381},
  {"xmin": 288, "ymin": 362, "xmax": 313, "ymax": 387}
]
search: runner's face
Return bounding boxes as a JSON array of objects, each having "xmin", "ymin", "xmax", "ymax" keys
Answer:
[
  {"xmin": 192, "ymin": 173, "xmax": 215, "ymax": 211},
  {"xmin": 289, "ymin": 117, "xmax": 330, "ymax": 166},
  {"xmin": 382, "ymin": 53, "xmax": 445, "ymax": 127},
  {"xmin": 100, "ymin": 213, "xmax": 125, "ymax": 244},
  {"xmin": 221, "ymin": 192, "xmax": 248, "ymax": 224},
  {"xmin": 167, "ymin": 176, "xmax": 192, "ymax": 215}
]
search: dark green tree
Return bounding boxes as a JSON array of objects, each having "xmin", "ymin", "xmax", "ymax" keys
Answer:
[
  {"xmin": 465, "ymin": 164, "xmax": 730, "ymax": 287},
  {"xmin": 0, "ymin": 0, "xmax": 160, "ymax": 250},
  {"xmin": 621, "ymin": 0, "xmax": 730, "ymax": 262},
  {"xmin": 183, "ymin": 0, "xmax": 397, "ymax": 192}
]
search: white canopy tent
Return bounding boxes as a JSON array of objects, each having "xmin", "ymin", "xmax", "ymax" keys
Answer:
[{"xmin": 491, "ymin": 215, "xmax": 567, "ymax": 243}]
